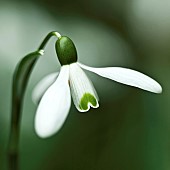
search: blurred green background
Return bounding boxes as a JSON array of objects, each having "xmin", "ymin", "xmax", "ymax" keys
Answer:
[{"xmin": 0, "ymin": 0, "xmax": 170, "ymax": 169}]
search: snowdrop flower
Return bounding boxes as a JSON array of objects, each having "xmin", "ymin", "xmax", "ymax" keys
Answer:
[{"xmin": 33, "ymin": 35, "xmax": 162, "ymax": 138}]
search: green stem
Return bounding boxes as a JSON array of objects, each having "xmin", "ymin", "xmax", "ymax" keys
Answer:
[
  {"xmin": 38, "ymin": 31, "xmax": 61, "ymax": 50},
  {"xmin": 7, "ymin": 31, "xmax": 61, "ymax": 170}
]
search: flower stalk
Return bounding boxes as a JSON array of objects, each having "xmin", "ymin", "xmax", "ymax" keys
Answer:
[{"xmin": 7, "ymin": 31, "xmax": 61, "ymax": 170}]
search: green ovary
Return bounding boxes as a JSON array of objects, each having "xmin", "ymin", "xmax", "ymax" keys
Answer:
[
  {"xmin": 79, "ymin": 93, "xmax": 97, "ymax": 110},
  {"xmin": 55, "ymin": 36, "xmax": 77, "ymax": 65}
]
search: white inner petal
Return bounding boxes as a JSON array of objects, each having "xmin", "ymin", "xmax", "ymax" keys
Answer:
[
  {"xmin": 35, "ymin": 65, "xmax": 71, "ymax": 138},
  {"xmin": 32, "ymin": 72, "xmax": 59, "ymax": 105},
  {"xmin": 69, "ymin": 63, "xmax": 99, "ymax": 112},
  {"xmin": 78, "ymin": 63, "xmax": 162, "ymax": 94}
]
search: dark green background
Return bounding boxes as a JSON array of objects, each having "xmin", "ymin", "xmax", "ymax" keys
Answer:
[{"xmin": 0, "ymin": 0, "xmax": 169, "ymax": 169}]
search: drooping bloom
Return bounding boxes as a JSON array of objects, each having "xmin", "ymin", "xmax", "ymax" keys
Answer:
[{"xmin": 33, "ymin": 35, "xmax": 162, "ymax": 138}]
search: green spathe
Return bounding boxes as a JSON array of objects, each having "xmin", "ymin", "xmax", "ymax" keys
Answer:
[
  {"xmin": 79, "ymin": 93, "xmax": 97, "ymax": 110},
  {"xmin": 55, "ymin": 36, "xmax": 77, "ymax": 65}
]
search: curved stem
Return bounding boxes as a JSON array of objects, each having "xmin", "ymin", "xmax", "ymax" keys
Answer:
[
  {"xmin": 38, "ymin": 31, "xmax": 61, "ymax": 50},
  {"xmin": 8, "ymin": 31, "xmax": 61, "ymax": 170}
]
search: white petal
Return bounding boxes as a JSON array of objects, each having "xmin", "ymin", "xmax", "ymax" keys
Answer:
[
  {"xmin": 69, "ymin": 63, "xmax": 99, "ymax": 112},
  {"xmin": 35, "ymin": 65, "xmax": 71, "ymax": 138},
  {"xmin": 78, "ymin": 63, "xmax": 162, "ymax": 93},
  {"xmin": 32, "ymin": 72, "xmax": 59, "ymax": 105}
]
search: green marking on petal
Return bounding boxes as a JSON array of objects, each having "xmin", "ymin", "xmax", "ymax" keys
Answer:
[{"xmin": 79, "ymin": 93, "xmax": 97, "ymax": 111}]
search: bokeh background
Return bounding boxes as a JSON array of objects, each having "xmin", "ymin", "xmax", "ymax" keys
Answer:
[{"xmin": 0, "ymin": 0, "xmax": 169, "ymax": 169}]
